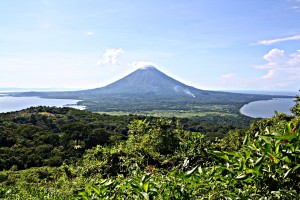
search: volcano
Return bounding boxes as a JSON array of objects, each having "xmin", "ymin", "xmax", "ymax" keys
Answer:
[
  {"xmin": 18, "ymin": 65, "xmax": 216, "ymax": 99},
  {"xmin": 16, "ymin": 65, "xmax": 278, "ymax": 113},
  {"xmin": 84, "ymin": 65, "xmax": 203, "ymax": 97}
]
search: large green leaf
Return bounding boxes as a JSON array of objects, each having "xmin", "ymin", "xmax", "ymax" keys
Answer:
[
  {"xmin": 207, "ymin": 150, "xmax": 229, "ymax": 161},
  {"xmin": 243, "ymin": 134, "xmax": 249, "ymax": 146},
  {"xmin": 198, "ymin": 166, "xmax": 203, "ymax": 175},
  {"xmin": 275, "ymin": 141, "xmax": 280, "ymax": 155},
  {"xmin": 238, "ymin": 158, "xmax": 245, "ymax": 171},
  {"xmin": 292, "ymin": 164, "xmax": 300, "ymax": 173},
  {"xmin": 260, "ymin": 135, "xmax": 272, "ymax": 144},
  {"xmin": 253, "ymin": 156, "xmax": 264, "ymax": 175},
  {"xmin": 272, "ymin": 134, "xmax": 297, "ymax": 141},
  {"xmin": 224, "ymin": 151, "xmax": 242, "ymax": 158},
  {"xmin": 235, "ymin": 173, "xmax": 249, "ymax": 180},
  {"xmin": 285, "ymin": 123, "xmax": 292, "ymax": 134},
  {"xmin": 186, "ymin": 166, "xmax": 198, "ymax": 176},
  {"xmin": 283, "ymin": 168, "xmax": 292, "ymax": 179}
]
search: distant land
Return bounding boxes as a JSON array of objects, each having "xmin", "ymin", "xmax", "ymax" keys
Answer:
[
  {"xmin": 226, "ymin": 90, "xmax": 299, "ymax": 96},
  {"xmin": 2, "ymin": 88, "xmax": 298, "ymax": 96},
  {"xmin": 0, "ymin": 87, "xmax": 83, "ymax": 92},
  {"xmin": 7, "ymin": 65, "xmax": 293, "ymax": 117}
]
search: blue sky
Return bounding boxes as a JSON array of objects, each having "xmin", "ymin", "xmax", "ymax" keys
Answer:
[{"xmin": 1, "ymin": 0, "xmax": 300, "ymax": 91}]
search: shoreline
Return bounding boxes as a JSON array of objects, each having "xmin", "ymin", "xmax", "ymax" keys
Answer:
[{"xmin": 239, "ymin": 98, "xmax": 295, "ymax": 118}]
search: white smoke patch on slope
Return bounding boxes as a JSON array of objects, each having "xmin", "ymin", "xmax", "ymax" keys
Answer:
[
  {"xmin": 173, "ymin": 86, "xmax": 195, "ymax": 97},
  {"xmin": 183, "ymin": 88, "xmax": 195, "ymax": 97}
]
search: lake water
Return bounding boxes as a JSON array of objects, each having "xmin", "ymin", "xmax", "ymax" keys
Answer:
[
  {"xmin": 240, "ymin": 98, "xmax": 296, "ymax": 118},
  {"xmin": 0, "ymin": 95, "xmax": 85, "ymax": 113}
]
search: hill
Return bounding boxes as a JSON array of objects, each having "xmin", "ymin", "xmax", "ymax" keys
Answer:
[
  {"xmin": 0, "ymin": 106, "xmax": 253, "ymax": 171},
  {"xmin": 0, "ymin": 100, "xmax": 299, "ymax": 199}
]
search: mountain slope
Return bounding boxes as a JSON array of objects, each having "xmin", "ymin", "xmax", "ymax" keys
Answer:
[
  {"xmin": 69, "ymin": 65, "xmax": 272, "ymax": 101},
  {"xmin": 83, "ymin": 66, "xmax": 202, "ymax": 97}
]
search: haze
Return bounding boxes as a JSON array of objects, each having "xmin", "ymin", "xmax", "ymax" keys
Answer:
[{"xmin": 1, "ymin": 0, "xmax": 300, "ymax": 92}]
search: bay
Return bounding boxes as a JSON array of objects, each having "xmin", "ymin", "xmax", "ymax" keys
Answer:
[
  {"xmin": 0, "ymin": 96, "xmax": 85, "ymax": 113},
  {"xmin": 240, "ymin": 98, "xmax": 296, "ymax": 118}
]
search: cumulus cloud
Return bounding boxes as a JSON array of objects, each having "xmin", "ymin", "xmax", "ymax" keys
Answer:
[
  {"xmin": 258, "ymin": 34, "xmax": 300, "ymax": 45},
  {"xmin": 85, "ymin": 32, "xmax": 94, "ymax": 35},
  {"xmin": 128, "ymin": 61, "xmax": 159, "ymax": 69},
  {"xmin": 263, "ymin": 49, "xmax": 285, "ymax": 63},
  {"xmin": 255, "ymin": 49, "xmax": 300, "ymax": 80},
  {"xmin": 96, "ymin": 48, "xmax": 123, "ymax": 65}
]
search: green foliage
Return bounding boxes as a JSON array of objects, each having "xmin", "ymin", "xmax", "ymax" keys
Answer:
[
  {"xmin": 0, "ymin": 106, "xmax": 241, "ymax": 171},
  {"xmin": 291, "ymin": 93, "xmax": 300, "ymax": 116},
  {"xmin": 1, "ymin": 96, "xmax": 300, "ymax": 199},
  {"xmin": 73, "ymin": 100, "xmax": 300, "ymax": 199},
  {"xmin": 0, "ymin": 106, "xmax": 139, "ymax": 170},
  {"xmin": 207, "ymin": 120, "xmax": 300, "ymax": 198}
]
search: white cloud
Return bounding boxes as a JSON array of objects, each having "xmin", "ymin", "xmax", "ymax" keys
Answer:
[
  {"xmin": 263, "ymin": 48, "xmax": 285, "ymax": 63},
  {"xmin": 221, "ymin": 73, "xmax": 235, "ymax": 78},
  {"xmin": 287, "ymin": 50, "xmax": 300, "ymax": 65},
  {"xmin": 261, "ymin": 70, "xmax": 275, "ymax": 79},
  {"xmin": 86, "ymin": 32, "xmax": 94, "ymax": 35},
  {"xmin": 255, "ymin": 49, "xmax": 300, "ymax": 81},
  {"xmin": 128, "ymin": 61, "xmax": 159, "ymax": 69},
  {"xmin": 255, "ymin": 49, "xmax": 284, "ymax": 70},
  {"xmin": 96, "ymin": 48, "xmax": 123, "ymax": 65},
  {"xmin": 258, "ymin": 34, "xmax": 300, "ymax": 45}
]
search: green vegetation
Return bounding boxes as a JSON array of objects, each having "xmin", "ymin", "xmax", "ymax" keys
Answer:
[
  {"xmin": 0, "ymin": 95, "xmax": 299, "ymax": 199},
  {"xmin": 0, "ymin": 107, "xmax": 140, "ymax": 171},
  {"xmin": 77, "ymin": 95, "xmax": 275, "ymax": 115},
  {"xmin": 0, "ymin": 106, "xmax": 251, "ymax": 171},
  {"xmin": 18, "ymin": 86, "xmax": 284, "ymax": 116},
  {"xmin": 96, "ymin": 109, "xmax": 237, "ymax": 118}
]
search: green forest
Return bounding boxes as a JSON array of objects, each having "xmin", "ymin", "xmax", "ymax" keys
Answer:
[{"xmin": 0, "ymin": 95, "xmax": 300, "ymax": 199}]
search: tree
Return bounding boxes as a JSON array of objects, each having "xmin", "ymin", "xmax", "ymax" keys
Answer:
[
  {"xmin": 84, "ymin": 128, "xmax": 112, "ymax": 147},
  {"xmin": 61, "ymin": 122, "xmax": 91, "ymax": 147},
  {"xmin": 291, "ymin": 92, "xmax": 300, "ymax": 116}
]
